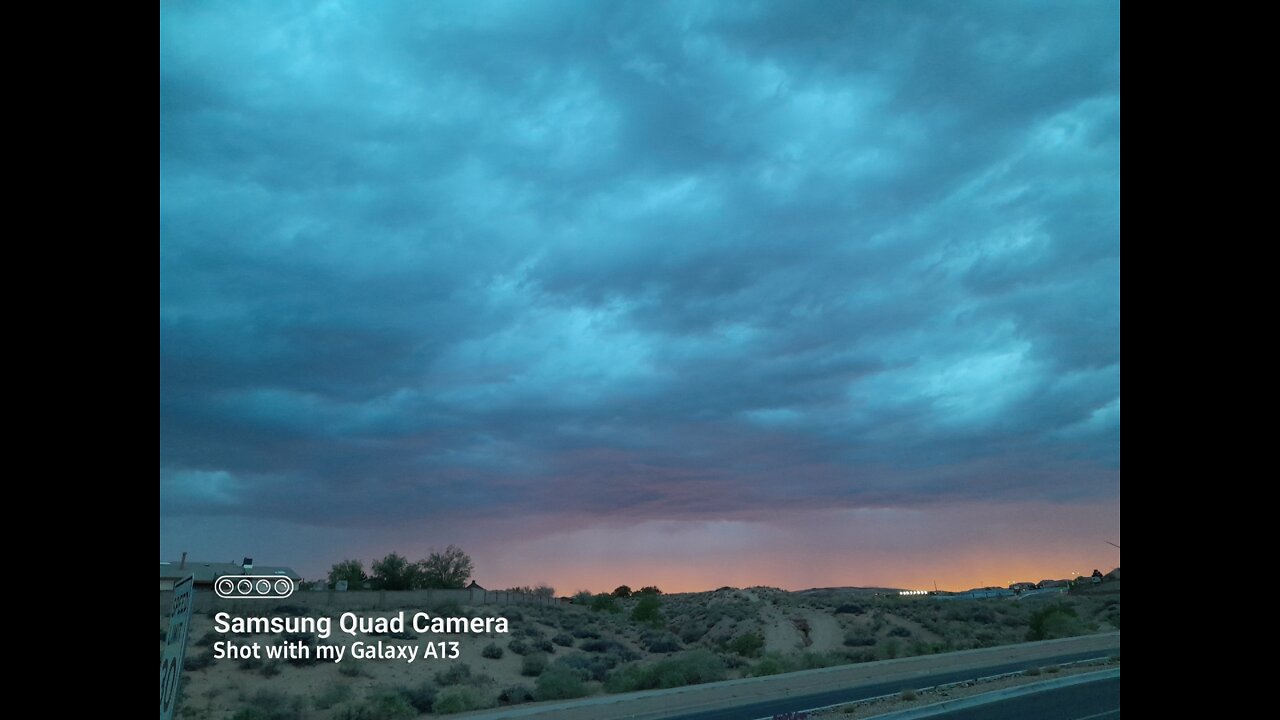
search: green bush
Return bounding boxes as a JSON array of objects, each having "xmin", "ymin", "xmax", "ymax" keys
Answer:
[
  {"xmin": 433, "ymin": 687, "xmax": 486, "ymax": 715},
  {"xmin": 843, "ymin": 631, "xmax": 876, "ymax": 647},
  {"xmin": 259, "ymin": 661, "xmax": 282, "ymax": 677},
  {"xmin": 556, "ymin": 653, "xmax": 611, "ymax": 682},
  {"xmin": 394, "ymin": 682, "xmax": 438, "ymax": 713},
  {"xmin": 535, "ymin": 665, "xmax": 590, "ymax": 700},
  {"xmin": 1026, "ymin": 604, "xmax": 1084, "ymax": 641},
  {"xmin": 725, "ymin": 633, "xmax": 765, "ymax": 658},
  {"xmin": 499, "ymin": 684, "xmax": 535, "ymax": 705},
  {"xmin": 482, "ymin": 643, "xmax": 504, "ymax": 659},
  {"xmin": 552, "ymin": 632, "xmax": 574, "ymax": 647},
  {"xmin": 508, "ymin": 639, "xmax": 530, "ymax": 655},
  {"xmin": 604, "ymin": 650, "xmax": 727, "ymax": 692},
  {"xmin": 590, "ymin": 594, "xmax": 621, "ymax": 613},
  {"xmin": 888, "ymin": 626, "xmax": 912, "ymax": 638},
  {"xmin": 643, "ymin": 633, "xmax": 682, "ymax": 653},
  {"xmin": 631, "ymin": 595, "xmax": 663, "ymax": 625},
  {"xmin": 434, "ymin": 662, "xmax": 472, "ymax": 686},
  {"xmin": 521, "ymin": 653, "xmax": 549, "ymax": 676}
]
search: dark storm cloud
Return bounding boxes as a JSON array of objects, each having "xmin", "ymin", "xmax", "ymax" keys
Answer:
[{"xmin": 161, "ymin": 1, "xmax": 1120, "ymax": 529}]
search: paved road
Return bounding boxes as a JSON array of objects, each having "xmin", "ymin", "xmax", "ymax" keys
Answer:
[
  {"xmin": 669, "ymin": 650, "xmax": 1114, "ymax": 720},
  {"xmin": 927, "ymin": 676, "xmax": 1119, "ymax": 720}
]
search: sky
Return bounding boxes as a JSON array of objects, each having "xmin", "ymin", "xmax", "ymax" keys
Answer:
[{"xmin": 160, "ymin": 1, "xmax": 1120, "ymax": 593}]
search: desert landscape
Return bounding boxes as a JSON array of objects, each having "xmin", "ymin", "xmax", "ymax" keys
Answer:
[{"xmin": 165, "ymin": 581, "xmax": 1120, "ymax": 719}]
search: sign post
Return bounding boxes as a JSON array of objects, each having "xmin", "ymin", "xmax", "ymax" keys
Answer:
[{"xmin": 159, "ymin": 575, "xmax": 195, "ymax": 720}]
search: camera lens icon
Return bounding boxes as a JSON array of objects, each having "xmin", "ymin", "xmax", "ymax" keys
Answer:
[{"xmin": 215, "ymin": 575, "xmax": 296, "ymax": 599}]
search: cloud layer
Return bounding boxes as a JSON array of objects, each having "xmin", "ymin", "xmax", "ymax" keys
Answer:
[{"xmin": 160, "ymin": 1, "xmax": 1120, "ymax": 586}]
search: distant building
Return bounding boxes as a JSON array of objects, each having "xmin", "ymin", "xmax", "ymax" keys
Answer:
[
  {"xmin": 1009, "ymin": 582, "xmax": 1037, "ymax": 593},
  {"xmin": 466, "ymin": 580, "xmax": 485, "ymax": 591},
  {"xmin": 1037, "ymin": 579, "xmax": 1067, "ymax": 589},
  {"xmin": 159, "ymin": 558, "xmax": 301, "ymax": 591}
]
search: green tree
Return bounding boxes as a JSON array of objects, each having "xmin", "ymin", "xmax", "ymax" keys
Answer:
[
  {"xmin": 327, "ymin": 559, "xmax": 367, "ymax": 589},
  {"xmin": 418, "ymin": 544, "xmax": 474, "ymax": 589},
  {"xmin": 631, "ymin": 594, "xmax": 662, "ymax": 625},
  {"xmin": 612, "ymin": 585, "xmax": 633, "ymax": 597},
  {"xmin": 637, "ymin": 585, "xmax": 662, "ymax": 595},
  {"xmin": 372, "ymin": 552, "xmax": 418, "ymax": 590}
]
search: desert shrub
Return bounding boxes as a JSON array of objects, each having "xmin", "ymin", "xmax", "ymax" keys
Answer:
[
  {"xmin": 508, "ymin": 639, "xmax": 530, "ymax": 655},
  {"xmin": 338, "ymin": 661, "xmax": 365, "ymax": 677},
  {"xmin": 572, "ymin": 626, "xmax": 601, "ymax": 639},
  {"xmin": 1046, "ymin": 665, "xmax": 1061, "ymax": 673},
  {"xmin": 429, "ymin": 687, "xmax": 485, "ymax": 715},
  {"xmin": 314, "ymin": 683, "xmax": 353, "ymax": 710},
  {"xmin": 580, "ymin": 638, "xmax": 623, "ymax": 654},
  {"xmin": 725, "ymin": 633, "xmax": 765, "ymax": 658},
  {"xmin": 482, "ymin": 643, "xmax": 504, "ymax": 659},
  {"xmin": 434, "ymin": 662, "xmax": 472, "ymax": 686},
  {"xmin": 195, "ymin": 630, "xmax": 220, "ymax": 647},
  {"xmin": 844, "ymin": 649, "xmax": 877, "ymax": 663},
  {"xmin": 604, "ymin": 650, "xmax": 727, "ymax": 693},
  {"xmin": 185, "ymin": 648, "xmax": 216, "ymax": 671},
  {"xmin": 590, "ymin": 594, "xmax": 621, "ymax": 613},
  {"xmin": 881, "ymin": 639, "xmax": 900, "ymax": 659},
  {"xmin": 534, "ymin": 665, "xmax": 590, "ymax": 701},
  {"xmin": 679, "ymin": 623, "xmax": 708, "ymax": 643},
  {"xmin": 1026, "ymin": 604, "xmax": 1084, "ymax": 641},
  {"xmin": 643, "ymin": 633, "xmax": 682, "ymax": 653},
  {"xmin": 259, "ymin": 661, "xmax": 281, "ymax": 677},
  {"xmin": 901, "ymin": 689, "xmax": 917, "ymax": 701},
  {"xmin": 1023, "ymin": 666, "xmax": 1041, "ymax": 676},
  {"xmin": 521, "ymin": 653, "xmax": 549, "ymax": 676},
  {"xmin": 834, "ymin": 603, "xmax": 866, "ymax": 615},
  {"xmin": 502, "ymin": 607, "xmax": 525, "ymax": 621},
  {"xmin": 888, "ymin": 626, "xmax": 912, "ymax": 638},
  {"xmin": 233, "ymin": 690, "xmax": 306, "ymax": 720},
  {"xmin": 534, "ymin": 638, "xmax": 556, "ymax": 654},
  {"xmin": 552, "ymin": 633, "xmax": 574, "ymax": 647},
  {"xmin": 239, "ymin": 656, "xmax": 264, "ymax": 671},
  {"xmin": 394, "ymin": 682, "xmax": 438, "ymax": 713},
  {"xmin": 280, "ymin": 633, "xmax": 318, "ymax": 666},
  {"xmin": 499, "ymin": 685, "xmax": 535, "ymax": 705},
  {"xmin": 843, "ymin": 631, "xmax": 876, "ymax": 647},
  {"xmin": 750, "ymin": 653, "xmax": 798, "ymax": 677},
  {"xmin": 556, "ymin": 653, "xmax": 611, "ymax": 682}
]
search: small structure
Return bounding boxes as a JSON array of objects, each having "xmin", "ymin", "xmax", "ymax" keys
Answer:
[{"xmin": 1009, "ymin": 582, "xmax": 1038, "ymax": 593}]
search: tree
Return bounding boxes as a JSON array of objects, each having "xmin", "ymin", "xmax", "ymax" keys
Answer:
[
  {"xmin": 612, "ymin": 585, "xmax": 633, "ymax": 598},
  {"xmin": 637, "ymin": 586, "xmax": 662, "ymax": 595},
  {"xmin": 631, "ymin": 593, "xmax": 662, "ymax": 625},
  {"xmin": 327, "ymin": 559, "xmax": 367, "ymax": 589},
  {"xmin": 371, "ymin": 552, "xmax": 417, "ymax": 590},
  {"xmin": 418, "ymin": 544, "xmax": 474, "ymax": 589}
]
